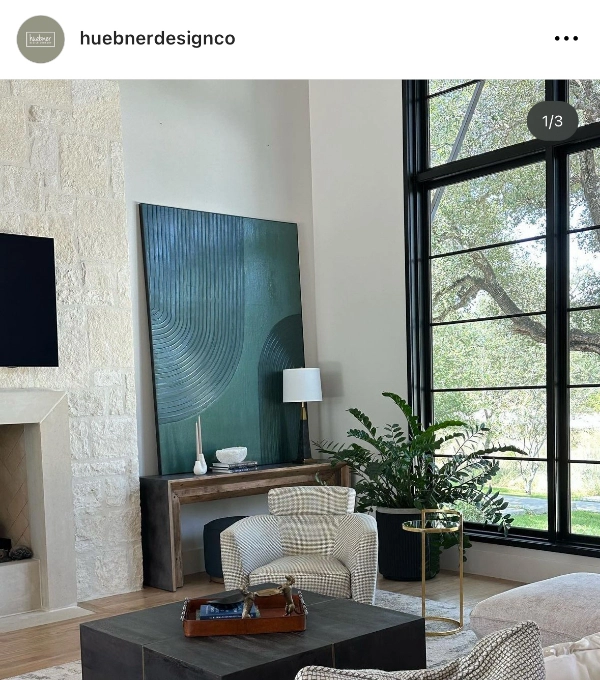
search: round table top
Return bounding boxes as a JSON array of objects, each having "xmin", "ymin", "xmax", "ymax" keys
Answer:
[{"xmin": 402, "ymin": 518, "xmax": 461, "ymax": 534}]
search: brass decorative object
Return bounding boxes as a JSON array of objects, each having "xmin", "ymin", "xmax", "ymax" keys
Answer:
[
  {"xmin": 242, "ymin": 575, "xmax": 297, "ymax": 618},
  {"xmin": 403, "ymin": 509, "xmax": 463, "ymax": 637}
]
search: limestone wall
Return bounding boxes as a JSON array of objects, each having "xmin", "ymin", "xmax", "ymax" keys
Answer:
[{"xmin": 0, "ymin": 80, "xmax": 141, "ymax": 601}]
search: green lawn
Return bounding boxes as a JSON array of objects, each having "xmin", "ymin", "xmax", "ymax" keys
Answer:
[
  {"xmin": 513, "ymin": 510, "xmax": 600, "ymax": 536},
  {"xmin": 495, "ymin": 487, "xmax": 547, "ymax": 500},
  {"xmin": 496, "ymin": 487, "xmax": 593, "ymax": 502}
]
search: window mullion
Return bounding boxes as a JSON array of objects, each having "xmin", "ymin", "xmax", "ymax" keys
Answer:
[
  {"xmin": 403, "ymin": 80, "xmax": 431, "ymax": 427},
  {"xmin": 546, "ymin": 79, "xmax": 568, "ymax": 103},
  {"xmin": 546, "ymin": 142, "xmax": 559, "ymax": 543},
  {"xmin": 556, "ymin": 153, "xmax": 570, "ymax": 543},
  {"xmin": 548, "ymin": 80, "xmax": 570, "ymax": 542},
  {"xmin": 420, "ymin": 80, "xmax": 433, "ymax": 429},
  {"xmin": 545, "ymin": 80, "xmax": 568, "ymax": 544}
]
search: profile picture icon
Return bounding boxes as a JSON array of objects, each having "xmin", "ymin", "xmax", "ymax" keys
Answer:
[{"xmin": 17, "ymin": 16, "xmax": 65, "ymax": 63}]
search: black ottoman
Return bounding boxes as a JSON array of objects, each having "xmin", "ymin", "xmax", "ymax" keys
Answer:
[{"xmin": 203, "ymin": 516, "xmax": 247, "ymax": 582}]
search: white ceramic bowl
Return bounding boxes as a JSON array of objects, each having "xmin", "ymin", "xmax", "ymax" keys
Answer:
[{"xmin": 215, "ymin": 447, "xmax": 247, "ymax": 464}]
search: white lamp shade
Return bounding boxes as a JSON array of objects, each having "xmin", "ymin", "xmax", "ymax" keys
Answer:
[{"xmin": 282, "ymin": 368, "xmax": 322, "ymax": 403}]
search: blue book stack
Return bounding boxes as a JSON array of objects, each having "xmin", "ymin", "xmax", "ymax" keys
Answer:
[{"xmin": 197, "ymin": 602, "xmax": 258, "ymax": 620}]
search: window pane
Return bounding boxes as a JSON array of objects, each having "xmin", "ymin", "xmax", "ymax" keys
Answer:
[
  {"xmin": 495, "ymin": 460, "xmax": 548, "ymax": 531},
  {"xmin": 434, "ymin": 388, "xmax": 547, "ymax": 459},
  {"xmin": 571, "ymin": 388, "xmax": 600, "ymax": 461},
  {"xmin": 435, "ymin": 459, "xmax": 548, "ymax": 531},
  {"xmin": 570, "ymin": 463, "xmax": 600, "ymax": 537},
  {"xmin": 570, "ymin": 230, "xmax": 600, "ymax": 308},
  {"xmin": 430, "ymin": 83, "xmax": 477, "ymax": 167},
  {"xmin": 432, "ymin": 316, "xmax": 546, "ymax": 389},
  {"xmin": 570, "ymin": 148, "xmax": 600, "ymax": 230},
  {"xmin": 431, "ymin": 241, "xmax": 546, "ymax": 322},
  {"xmin": 570, "ymin": 310, "xmax": 600, "ymax": 385},
  {"xmin": 431, "ymin": 163, "xmax": 546, "ymax": 256},
  {"xmin": 429, "ymin": 80, "xmax": 544, "ymax": 167},
  {"xmin": 570, "ymin": 80, "xmax": 600, "ymax": 126},
  {"xmin": 429, "ymin": 80, "xmax": 473, "ymax": 96},
  {"xmin": 459, "ymin": 80, "xmax": 544, "ymax": 159}
]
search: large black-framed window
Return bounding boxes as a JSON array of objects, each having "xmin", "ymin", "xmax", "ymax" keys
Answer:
[{"xmin": 404, "ymin": 80, "xmax": 600, "ymax": 556}]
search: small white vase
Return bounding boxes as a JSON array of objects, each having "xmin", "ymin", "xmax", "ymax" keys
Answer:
[{"xmin": 193, "ymin": 455, "xmax": 207, "ymax": 475}]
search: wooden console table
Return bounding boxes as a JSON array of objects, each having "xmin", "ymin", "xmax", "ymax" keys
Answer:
[{"xmin": 140, "ymin": 462, "xmax": 349, "ymax": 591}]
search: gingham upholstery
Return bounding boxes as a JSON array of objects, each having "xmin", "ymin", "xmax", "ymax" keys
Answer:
[
  {"xmin": 279, "ymin": 515, "xmax": 340, "ymax": 555},
  {"xmin": 268, "ymin": 486, "xmax": 356, "ymax": 515},
  {"xmin": 221, "ymin": 485, "xmax": 377, "ymax": 604},
  {"xmin": 250, "ymin": 555, "xmax": 351, "ymax": 598},
  {"xmin": 295, "ymin": 621, "xmax": 545, "ymax": 680}
]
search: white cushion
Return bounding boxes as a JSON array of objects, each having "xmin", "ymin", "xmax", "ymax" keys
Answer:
[
  {"xmin": 471, "ymin": 573, "xmax": 600, "ymax": 647},
  {"xmin": 544, "ymin": 632, "xmax": 600, "ymax": 680}
]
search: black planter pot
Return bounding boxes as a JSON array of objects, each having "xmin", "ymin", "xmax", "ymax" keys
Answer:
[{"xmin": 376, "ymin": 508, "xmax": 440, "ymax": 581}]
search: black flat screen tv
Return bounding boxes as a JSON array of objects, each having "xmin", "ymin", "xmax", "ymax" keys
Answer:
[{"xmin": 0, "ymin": 233, "xmax": 59, "ymax": 367}]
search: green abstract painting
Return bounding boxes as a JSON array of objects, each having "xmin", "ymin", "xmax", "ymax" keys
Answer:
[{"xmin": 140, "ymin": 204, "xmax": 304, "ymax": 474}]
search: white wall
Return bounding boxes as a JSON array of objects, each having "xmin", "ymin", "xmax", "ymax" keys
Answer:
[
  {"xmin": 119, "ymin": 78, "xmax": 408, "ymax": 576},
  {"xmin": 441, "ymin": 540, "xmax": 600, "ymax": 583},
  {"xmin": 119, "ymin": 80, "xmax": 315, "ymax": 572},
  {"xmin": 309, "ymin": 80, "xmax": 408, "ymax": 442}
]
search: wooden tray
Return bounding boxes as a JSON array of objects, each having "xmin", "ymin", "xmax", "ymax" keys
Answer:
[{"xmin": 181, "ymin": 591, "xmax": 307, "ymax": 637}]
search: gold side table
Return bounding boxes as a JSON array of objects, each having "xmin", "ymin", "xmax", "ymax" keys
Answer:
[{"xmin": 402, "ymin": 508, "xmax": 463, "ymax": 637}]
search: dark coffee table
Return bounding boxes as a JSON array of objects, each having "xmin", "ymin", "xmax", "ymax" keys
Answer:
[{"xmin": 80, "ymin": 587, "xmax": 426, "ymax": 680}]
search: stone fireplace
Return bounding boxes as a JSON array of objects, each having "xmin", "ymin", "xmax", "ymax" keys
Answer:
[{"xmin": 0, "ymin": 390, "xmax": 84, "ymax": 628}]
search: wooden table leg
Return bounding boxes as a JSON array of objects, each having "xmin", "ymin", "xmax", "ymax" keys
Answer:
[
  {"xmin": 172, "ymin": 494, "xmax": 184, "ymax": 588},
  {"xmin": 140, "ymin": 478, "xmax": 177, "ymax": 591},
  {"xmin": 339, "ymin": 464, "xmax": 351, "ymax": 487}
]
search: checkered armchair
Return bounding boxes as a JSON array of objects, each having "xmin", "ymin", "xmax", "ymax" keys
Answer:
[{"xmin": 220, "ymin": 486, "xmax": 378, "ymax": 605}]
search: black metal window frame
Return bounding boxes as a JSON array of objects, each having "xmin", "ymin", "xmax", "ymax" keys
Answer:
[{"xmin": 403, "ymin": 79, "xmax": 600, "ymax": 558}]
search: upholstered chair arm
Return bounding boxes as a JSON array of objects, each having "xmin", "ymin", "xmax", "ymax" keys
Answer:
[
  {"xmin": 220, "ymin": 515, "xmax": 283, "ymax": 591},
  {"xmin": 332, "ymin": 513, "xmax": 378, "ymax": 605}
]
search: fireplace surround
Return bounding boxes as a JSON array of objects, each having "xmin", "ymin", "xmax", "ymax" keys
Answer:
[{"xmin": 0, "ymin": 390, "xmax": 80, "ymax": 624}]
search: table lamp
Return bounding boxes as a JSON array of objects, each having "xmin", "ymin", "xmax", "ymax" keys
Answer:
[{"xmin": 283, "ymin": 368, "xmax": 322, "ymax": 464}]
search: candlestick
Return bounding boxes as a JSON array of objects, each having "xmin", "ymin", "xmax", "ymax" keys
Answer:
[{"xmin": 196, "ymin": 416, "xmax": 203, "ymax": 461}]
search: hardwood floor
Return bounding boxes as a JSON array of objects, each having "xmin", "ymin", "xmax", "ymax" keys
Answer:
[
  {"xmin": 0, "ymin": 571, "xmax": 521, "ymax": 679},
  {"xmin": 379, "ymin": 569, "xmax": 520, "ymax": 610}
]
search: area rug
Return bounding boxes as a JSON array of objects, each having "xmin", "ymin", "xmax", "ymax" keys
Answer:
[
  {"xmin": 374, "ymin": 589, "xmax": 477, "ymax": 667},
  {"xmin": 6, "ymin": 591, "xmax": 477, "ymax": 679},
  {"xmin": 6, "ymin": 664, "xmax": 82, "ymax": 680}
]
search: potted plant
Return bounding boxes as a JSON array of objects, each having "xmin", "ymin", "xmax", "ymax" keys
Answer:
[{"xmin": 316, "ymin": 392, "xmax": 523, "ymax": 580}]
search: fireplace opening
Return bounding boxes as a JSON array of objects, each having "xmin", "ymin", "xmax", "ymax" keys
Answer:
[{"xmin": 0, "ymin": 424, "xmax": 33, "ymax": 564}]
